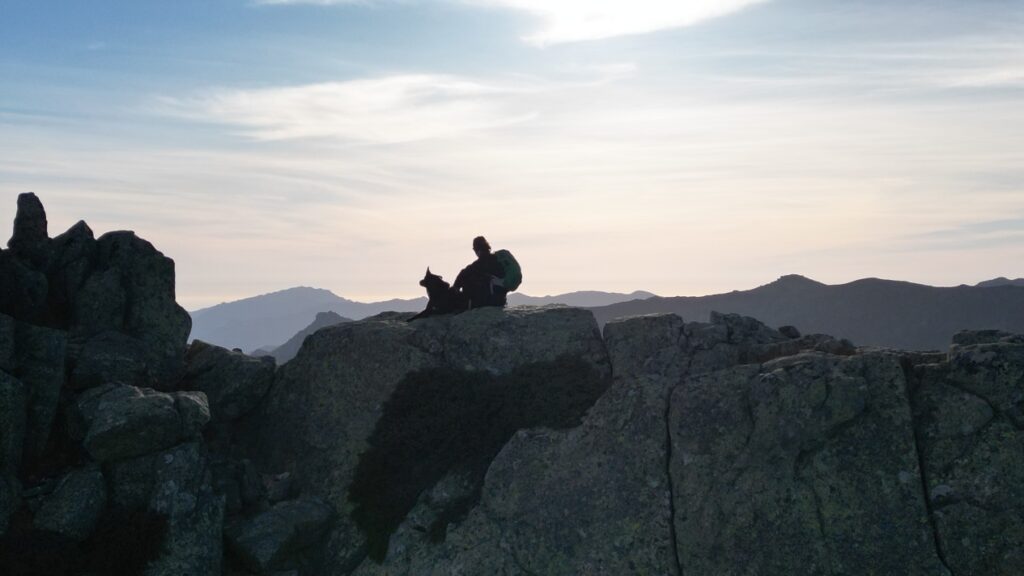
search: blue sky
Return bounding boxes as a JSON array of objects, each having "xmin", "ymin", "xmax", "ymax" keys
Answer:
[{"xmin": 2, "ymin": 0, "xmax": 1023, "ymax": 308}]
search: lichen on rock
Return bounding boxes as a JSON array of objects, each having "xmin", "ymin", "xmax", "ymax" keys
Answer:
[{"xmin": 913, "ymin": 335, "xmax": 1024, "ymax": 575}]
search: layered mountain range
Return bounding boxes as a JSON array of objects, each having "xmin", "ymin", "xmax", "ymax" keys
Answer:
[
  {"xmin": 976, "ymin": 276, "xmax": 1024, "ymax": 288},
  {"xmin": 194, "ymin": 274, "xmax": 1021, "ymax": 356},
  {"xmin": 589, "ymin": 274, "xmax": 1024, "ymax": 351},
  {"xmin": 190, "ymin": 287, "xmax": 655, "ymax": 353}
]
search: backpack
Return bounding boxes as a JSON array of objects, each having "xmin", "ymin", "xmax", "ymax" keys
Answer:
[{"xmin": 494, "ymin": 249, "xmax": 522, "ymax": 292}]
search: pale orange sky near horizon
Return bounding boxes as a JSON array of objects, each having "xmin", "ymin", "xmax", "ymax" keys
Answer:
[
  {"xmin": 3, "ymin": 1, "xmax": 1022, "ymax": 310},
  {"xmin": 3, "ymin": 192, "xmax": 1019, "ymax": 311}
]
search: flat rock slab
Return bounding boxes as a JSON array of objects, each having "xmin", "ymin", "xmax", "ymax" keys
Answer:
[
  {"xmin": 670, "ymin": 352, "xmax": 945, "ymax": 575},
  {"xmin": 915, "ymin": 339, "xmax": 1024, "ymax": 575},
  {"xmin": 442, "ymin": 306, "xmax": 609, "ymax": 375},
  {"xmin": 71, "ymin": 330, "xmax": 155, "ymax": 390},
  {"xmin": 248, "ymin": 306, "xmax": 611, "ymax": 572},
  {"xmin": 182, "ymin": 340, "xmax": 275, "ymax": 421},
  {"xmin": 85, "ymin": 391, "xmax": 180, "ymax": 461},
  {"xmin": 83, "ymin": 385, "xmax": 210, "ymax": 461},
  {"xmin": 353, "ymin": 313, "xmax": 879, "ymax": 575},
  {"xmin": 251, "ymin": 305, "xmax": 609, "ymax": 514},
  {"xmin": 386, "ymin": 315, "xmax": 685, "ymax": 575}
]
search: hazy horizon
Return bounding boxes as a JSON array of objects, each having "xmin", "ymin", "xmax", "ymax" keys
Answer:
[
  {"xmin": 133, "ymin": 271, "xmax": 1024, "ymax": 314},
  {"xmin": 3, "ymin": 1, "xmax": 1022, "ymax": 310}
]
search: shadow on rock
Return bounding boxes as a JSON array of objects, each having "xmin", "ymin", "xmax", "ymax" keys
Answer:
[
  {"xmin": 0, "ymin": 505, "xmax": 168, "ymax": 576},
  {"xmin": 348, "ymin": 354, "xmax": 610, "ymax": 562}
]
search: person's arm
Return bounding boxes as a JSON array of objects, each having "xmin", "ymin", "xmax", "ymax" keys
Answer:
[{"xmin": 453, "ymin": 264, "xmax": 473, "ymax": 290}]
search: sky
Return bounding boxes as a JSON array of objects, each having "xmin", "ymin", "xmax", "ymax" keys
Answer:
[{"xmin": 2, "ymin": 0, "xmax": 1023, "ymax": 310}]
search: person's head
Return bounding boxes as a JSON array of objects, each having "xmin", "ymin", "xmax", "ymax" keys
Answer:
[{"xmin": 472, "ymin": 236, "xmax": 491, "ymax": 257}]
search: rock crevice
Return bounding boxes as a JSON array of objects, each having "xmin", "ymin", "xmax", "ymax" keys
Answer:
[
  {"xmin": 908, "ymin": 333, "xmax": 1024, "ymax": 575},
  {"xmin": 662, "ymin": 323, "xmax": 692, "ymax": 576}
]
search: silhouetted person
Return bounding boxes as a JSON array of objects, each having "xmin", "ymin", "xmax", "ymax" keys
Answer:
[{"xmin": 454, "ymin": 236, "xmax": 507, "ymax": 308}]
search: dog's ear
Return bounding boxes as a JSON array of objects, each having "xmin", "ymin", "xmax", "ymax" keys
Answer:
[{"xmin": 425, "ymin": 267, "xmax": 431, "ymax": 275}]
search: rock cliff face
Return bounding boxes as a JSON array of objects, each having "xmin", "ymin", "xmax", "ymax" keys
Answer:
[
  {"xmin": 0, "ymin": 194, "xmax": 219, "ymax": 576},
  {"xmin": 0, "ymin": 193, "xmax": 1022, "ymax": 576},
  {"xmin": 336, "ymin": 316, "xmax": 1021, "ymax": 576},
  {"xmin": 240, "ymin": 306, "xmax": 1021, "ymax": 576},
  {"xmin": 242, "ymin": 306, "xmax": 612, "ymax": 567},
  {"xmin": 912, "ymin": 331, "xmax": 1024, "ymax": 575}
]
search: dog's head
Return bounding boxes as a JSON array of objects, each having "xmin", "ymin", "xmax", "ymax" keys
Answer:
[{"xmin": 419, "ymin": 267, "xmax": 449, "ymax": 291}]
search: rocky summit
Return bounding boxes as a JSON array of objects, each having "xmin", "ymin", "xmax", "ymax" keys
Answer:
[{"xmin": 0, "ymin": 193, "xmax": 1022, "ymax": 576}]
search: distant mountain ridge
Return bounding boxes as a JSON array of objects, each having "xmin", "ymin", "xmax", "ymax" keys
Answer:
[
  {"xmin": 189, "ymin": 287, "xmax": 426, "ymax": 352},
  {"xmin": 588, "ymin": 274, "xmax": 1024, "ymax": 351},
  {"xmin": 508, "ymin": 290, "xmax": 655, "ymax": 307},
  {"xmin": 262, "ymin": 311, "xmax": 352, "ymax": 364},
  {"xmin": 189, "ymin": 286, "xmax": 655, "ymax": 352},
  {"xmin": 977, "ymin": 277, "xmax": 1024, "ymax": 288}
]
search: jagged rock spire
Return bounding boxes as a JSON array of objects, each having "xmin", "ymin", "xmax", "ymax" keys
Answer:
[{"xmin": 8, "ymin": 192, "xmax": 48, "ymax": 255}]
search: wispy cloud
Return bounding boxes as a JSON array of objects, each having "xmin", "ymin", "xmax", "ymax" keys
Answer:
[
  {"xmin": 469, "ymin": 0, "xmax": 769, "ymax": 45},
  {"xmin": 905, "ymin": 218, "xmax": 1024, "ymax": 251},
  {"xmin": 254, "ymin": 0, "xmax": 769, "ymax": 44},
  {"xmin": 160, "ymin": 74, "xmax": 538, "ymax": 143},
  {"xmin": 943, "ymin": 65, "xmax": 1024, "ymax": 89},
  {"xmin": 7, "ymin": 0, "xmax": 1024, "ymax": 306},
  {"xmin": 658, "ymin": 39, "xmax": 1024, "ymax": 103}
]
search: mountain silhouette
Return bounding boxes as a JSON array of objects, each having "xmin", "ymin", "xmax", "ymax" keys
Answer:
[
  {"xmin": 589, "ymin": 274, "xmax": 1024, "ymax": 351},
  {"xmin": 190, "ymin": 287, "xmax": 654, "ymax": 352},
  {"xmin": 262, "ymin": 311, "xmax": 352, "ymax": 364},
  {"xmin": 976, "ymin": 277, "xmax": 1024, "ymax": 288},
  {"xmin": 189, "ymin": 287, "xmax": 425, "ymax": 352},
  {"xmin": 508, "ymin": 290, "xmax": 655, "ymax": 307}
]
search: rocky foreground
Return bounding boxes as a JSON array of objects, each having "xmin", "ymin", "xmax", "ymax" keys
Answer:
[{"xmin": 1, "ymin": 193, "xmax": 1022, "ymax": 575}]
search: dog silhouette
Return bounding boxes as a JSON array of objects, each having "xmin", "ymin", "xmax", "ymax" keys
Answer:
[{"xmin": 409, "ymin": 268, "xmax": 469, "ymax": 321}]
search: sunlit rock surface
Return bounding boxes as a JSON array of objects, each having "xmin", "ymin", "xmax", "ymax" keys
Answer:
[
  {"xmin": 245, "ymin": 305, "xmax": 611, "ymax": 570},
  {"xmin": 913, "ymin": 332, "xmax": 1024, "ymax": 575},
  {"xmin": 671, "ymin": 353, "xmax": 943, "ymax": 575}
]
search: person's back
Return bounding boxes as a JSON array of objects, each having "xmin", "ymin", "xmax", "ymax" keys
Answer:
[{"xmin": 454, "ymin": 236, "xmax": 506, "ymax": 308}]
